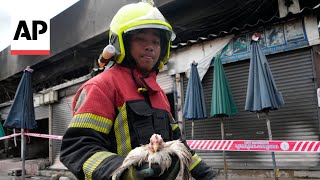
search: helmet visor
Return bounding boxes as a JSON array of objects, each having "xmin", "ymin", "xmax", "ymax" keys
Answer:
[{"xmin": 124, "ymin": 24, "xmax": 176, "ymax": 41}]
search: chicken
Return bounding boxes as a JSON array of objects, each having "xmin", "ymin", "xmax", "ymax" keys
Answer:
[{"xmin": 111, "ymin": 134, "xmax": 192, "ymax": 180}]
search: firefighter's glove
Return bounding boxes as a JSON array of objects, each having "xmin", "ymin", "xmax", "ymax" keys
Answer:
[{"xmin": 136, "ymin": 163, "xmax": 162, "ymax": 179}]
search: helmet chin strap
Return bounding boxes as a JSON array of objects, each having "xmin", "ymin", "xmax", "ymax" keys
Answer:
[
  {"xmin": 152, "ymin": 60, "xmax": 161, "ymax": 74},
  {"xmin": 125, "ymin": 55, "xmax": 149, "ymax": 94}
]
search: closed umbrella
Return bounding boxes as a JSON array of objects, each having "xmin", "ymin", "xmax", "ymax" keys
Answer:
[
  {"xmin": 4, "ymin": 66, "xmax": 37, "ymax": 179},
  {"xmin": 245, "ymin": 33, "xmax": 284, "ymax": 180},
  {"xmin": 211, "ymin": 46, "xmax": 238, "ymax": 180},
  {"xmin": 183, "ymin": 62, "xmax": 207, "ymax": 140}
]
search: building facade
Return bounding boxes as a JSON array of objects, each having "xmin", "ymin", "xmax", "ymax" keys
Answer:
[{"xmin": 0, "ymin": 0, "xmax": 319, "ymax": 175}]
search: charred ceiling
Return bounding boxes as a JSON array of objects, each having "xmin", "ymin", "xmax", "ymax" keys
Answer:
[
  {"xmin": 161, "ymin": 0, "xmax": 279, "ymax": 44},
  {"xmin": 0, "ymin": 31, "xmax": 108, "ymax": 103},
  {"xmin": 0, "ymin": 53, "xmax": 93, "ymax": 104}
]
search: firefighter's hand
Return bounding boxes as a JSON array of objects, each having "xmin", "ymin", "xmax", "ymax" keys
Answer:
[{"xmin": 136, "ymin": 163, "xmax": 162, "ymax": 178}]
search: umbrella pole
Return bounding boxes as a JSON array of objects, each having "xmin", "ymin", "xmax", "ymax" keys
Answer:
[
  {"xmin": 220, "ymin": 118, "xmax": 228, "ymax": 180},
  {"xmin": 220, "ymin": 117, "xmax": 228, "ymax": 180},
  {"xmin": 192, "ymin": 120, "xmax": 194, "ymax": 140},
  {"xmin": 21, "ymin": 128, "xmax": 26, "ymax": 179},
  {"xmin": 265, "ymin": 112, "xmax": 278, "ymax": 180},
  {"xmin": 13, "ymin": 128, "xmax": 17, "ymax": 147}
]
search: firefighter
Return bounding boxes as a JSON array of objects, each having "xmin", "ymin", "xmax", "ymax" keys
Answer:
[{"xmin": 60, "ymin": 1, "xmax": 217, "ymax": 179}]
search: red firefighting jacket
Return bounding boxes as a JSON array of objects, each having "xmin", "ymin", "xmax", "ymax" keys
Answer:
[{"xmin": 60, "ymin": 64, "xmax": 213, "ymax": 180}]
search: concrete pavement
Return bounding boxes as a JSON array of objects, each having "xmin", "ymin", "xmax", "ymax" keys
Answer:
[
  {"xmin": 0, "ymin": 158, "xmax": 320, "ymax": 180},
  {"xmin": 0, "ymin": 171, "xmax": 51, "ymax": 180}
]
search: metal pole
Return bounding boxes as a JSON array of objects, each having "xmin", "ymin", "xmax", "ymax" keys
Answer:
[
  {"xmin": 13, "ymin": 128, "xmax": 17, "ymax": 147},
  {"xmin": 221, "ymin": 118, "xmax": 228, "ymax": 180},
  {"xmin": 191, "ymin": 120, "xmax": 194, "ymax": 140},
  {"xmin": 177, "ymin": 73, "xmax": 186, "ymax": 136},
  {"xmin": 265, "ymin": 112, "xmax": 278, "ymax": 180},
  {"xmin": 21, "ymin": 128, "xmax": 25, "ymax": 179},
  {"xmin": 49, "ymin": 104, "xmax": 53, "ymax": 164}
]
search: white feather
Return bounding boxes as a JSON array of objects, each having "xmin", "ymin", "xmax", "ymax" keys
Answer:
[
  {"xmin": 111, "ymin": 134, "xmax": 192, "ymax": 180},
  {"xmin": 163, "ymin": 139, "xmax": 192, "ymax": 179},
  {"xmin": 111, "ymin": 145, "xmax": 149, "ymax": 180}
]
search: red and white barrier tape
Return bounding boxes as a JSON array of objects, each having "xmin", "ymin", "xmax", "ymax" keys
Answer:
[
  {"xmin": 24, "ymin": 133, "xmax": 63, "ymax": 140},
  {"xmin": 1, "ymin": 133, "xmax": 320, "ymax": 152},
  {"xmin": 187, "ymin": 140, "xmax": 320, "ymax": 152},
  {"xmin": 0, "ymin": 133, "xmax": 22, "ymax": 141},
  {"xmin": 0, "ymin": 133, "xmax": 62, "ymax": 140}
]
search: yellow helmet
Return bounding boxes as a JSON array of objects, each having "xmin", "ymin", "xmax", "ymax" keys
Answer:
[{"xmin": 109, "ymin": 1, "xmax": 175, "ymax": 70}]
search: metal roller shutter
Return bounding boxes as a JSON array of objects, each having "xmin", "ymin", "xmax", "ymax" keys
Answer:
[
  {"xmin": 157, "ymin": 69, "xmax": 174, "ymax": 93},
  {"xmin": 183, "ymin": 48, "xmax": 320, "ymax": 170},
  {"xmin": 50, "ymin": 95, "xmax": 74, "ymax": 169},
  {"xmin": 34, "ymin": 105, "xmax": 49, "ymax": 120}
]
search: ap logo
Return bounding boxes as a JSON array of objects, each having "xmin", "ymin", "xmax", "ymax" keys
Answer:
[{"xmin": 11, "ymin": 16, "xmax": 50, "ymax": 55}]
